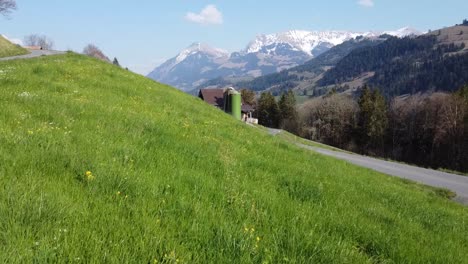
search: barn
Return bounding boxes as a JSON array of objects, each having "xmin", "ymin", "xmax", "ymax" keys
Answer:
[{"xmin": 198, "ymin": 88, "xmax": 257, "ymax": 122}]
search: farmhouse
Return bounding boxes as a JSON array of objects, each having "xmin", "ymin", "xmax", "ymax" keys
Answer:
[{"xmin": 198, "ymin": 88, "xmax": 257, "ymax": 123}]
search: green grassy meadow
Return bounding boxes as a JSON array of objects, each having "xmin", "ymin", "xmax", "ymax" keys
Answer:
[
  {"xmin": 0, "ymin": 36, "xmax": 28, "ymax": 58},
  {"xmin": 1, "ymin": 53, "xmax": 467, "ymax": 263},
  {"xmin": 275, "ymin": 130, "xmax": 346, "ymax": 152}
]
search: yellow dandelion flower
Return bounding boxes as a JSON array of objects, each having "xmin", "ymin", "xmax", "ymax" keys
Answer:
[
  {"xmin": 250, "ymin": 228, "xmax": 255, "ymax": 233},
  {"xmin": 244, "ymin": 227, "xmax": 249, "ymax": 233},
  {"xmin": 117, "ymin": 191, "xmax": 121, "ymax": 195},
  {"xmin": 256, "ymin": 236, "xmax": 261, "ymax": 242},
  {"xmin": 85, "ymin": 171, "xmax": 92, "ymax": 177}
]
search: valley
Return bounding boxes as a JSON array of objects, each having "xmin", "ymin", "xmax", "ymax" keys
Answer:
[
  {"xmin": 2, "ymin": 2, "xmax": 468, "ymax": 263},
  {"xmin": 148, "ymin": 28, "xmax": 421, "ymax": 92}
]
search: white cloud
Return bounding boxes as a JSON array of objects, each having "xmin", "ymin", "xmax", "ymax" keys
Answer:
[
  {"xmin": 1, "ymin": 34, "xmax": 23, "ymax": 45},
  {"xmin": 185, "ymin": 5, "xmax": 223, "ymax": 25},
  {"xmin": 358, "ymin": 0, "xmax": 375, "ymax": 7}
]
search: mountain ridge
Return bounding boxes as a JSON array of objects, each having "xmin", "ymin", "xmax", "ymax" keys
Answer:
[
  {"xmin": 147, "ymin": 27, "xmax": 422, "ymax": 91},
  {"xmin": 201, "ymin": 24, "xmax": 467, "ymax": 98}
]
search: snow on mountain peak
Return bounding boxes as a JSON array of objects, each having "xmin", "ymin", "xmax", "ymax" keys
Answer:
[
  {"xmin": 245, "ymin": 30, "xmax": 374, "ymax": 56},
  {"xmin": 382, "ymin": 27, "xmax": 422, "ymax": 38},
  {"xmin": 148, "ymin": 26, "xmax": 424, "ymax": 91},
  {"xmin": 175, "ymin": 42, "xmax": 228, "ymax": 63}
]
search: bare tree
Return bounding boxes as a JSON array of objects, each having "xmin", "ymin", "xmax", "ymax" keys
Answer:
[
  {"xmin": 0, "ymin": 0, "xmax": 16, "ymax": 17},
  {"xmin": 389, "ymin": 93, "xmax": 466, "ymax": 170},
  {"xmin": 300, "ymin": 94, "xmax": 358, "ymax": 149},
  {"xmin": 23, "ymin": 34, "xmax": 55, "ymax": 50},
  {"xmin": 83, "ymin": 44, "xmax": 110, "ymax": 62}
]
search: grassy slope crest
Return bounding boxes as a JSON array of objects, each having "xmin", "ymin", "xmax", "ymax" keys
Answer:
[
  {"xmin": 0, "ymin": 53, "xmax": 467, "ymax": 263},
  {"xmin": 0, "ymin": 35, "xmax": 28, "ymax": 58}
]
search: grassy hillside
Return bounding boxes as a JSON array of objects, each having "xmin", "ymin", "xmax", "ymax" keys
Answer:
[
  {"xmin": 0, "ymin": 35, "xmax": 28, "ymax": 58},
  {"xmin": 0, "ymin": 53, "xmax": 467, "ymax": 263},
  {"xmin": 428, "ymin": 25, "xmax": 468, "ymax": 51}
]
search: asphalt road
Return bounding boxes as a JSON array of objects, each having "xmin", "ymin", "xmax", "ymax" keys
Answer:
[
  {"xmin": 268, "ymin": 128, "xmax": 468, "ymax": 204},
  {"xmin": 0, "ymin": 49, "xmax": 65, "ymax": 61}
]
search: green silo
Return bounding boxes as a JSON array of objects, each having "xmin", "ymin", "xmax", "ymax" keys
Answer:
[{"xmin": 230, "ymin": 90, "xmax": 241, "ymax": 120}]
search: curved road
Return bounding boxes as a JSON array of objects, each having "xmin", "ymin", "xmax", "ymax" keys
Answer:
[
  {"xmin": 0, "ymin": 49, "xmax": 65, "ymax": 61},
  {"xmin": 269, "ymin": 128, "xmax": 468, "ymax": 204}
]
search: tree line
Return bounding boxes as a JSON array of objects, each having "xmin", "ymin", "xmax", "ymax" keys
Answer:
[
  {"xmin": 255, "ymin": 90, "xmax": 300, "ymax": 134},
  {"xmin": 253, "ymin": 84, "xmax": 468, "ymax": 173},
  {"xmin": 299, "ymin": 85, "xmax": 468, "ymax": 172}
]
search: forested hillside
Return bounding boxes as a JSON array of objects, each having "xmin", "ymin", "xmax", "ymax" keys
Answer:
[
  {"xmin": 200, "ymin": 24, "xmax": 468, "ymax": 99},
  {"xmin": 319, "ymin": 25, "xmax": 468, "ymax": 97}
]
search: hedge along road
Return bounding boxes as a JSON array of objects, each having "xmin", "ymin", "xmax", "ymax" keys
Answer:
[
  {"xmin": 0, "ymin": 49, "xmax": 66, "ymax": 61},
  {"xmin": 268, "ymin": 128, "xmax": 468, "ymax": 205}
]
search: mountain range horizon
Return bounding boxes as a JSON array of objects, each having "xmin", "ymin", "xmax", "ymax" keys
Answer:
[
  {"xmin": 147, "ymin": 26, "xmax": 423, "ymax": 91},
  {"xmin": 154, "ymin": 26, "xmax": 422, "ymax": 67}
]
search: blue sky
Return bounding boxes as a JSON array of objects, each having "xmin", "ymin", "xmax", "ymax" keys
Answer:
[{"xmin": 2, "ymin": 0, "xmax": 467, "ymax": 74}]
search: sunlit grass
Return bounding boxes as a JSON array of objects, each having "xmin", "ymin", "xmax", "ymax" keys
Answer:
[
  {"xmin": 276, "ymin": 130, "xmax": 345, "ymax": 152},
  {"xmin": 0, "ymin": 53, "xmax": 467, "ymax": 263},
  {"xmin": 0, "ymin": 36, "xmax": 28, "ymax": 58}
]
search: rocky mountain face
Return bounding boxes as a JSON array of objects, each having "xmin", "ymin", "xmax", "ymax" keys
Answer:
[{"xmin": 147, "ymin": 28, "xmax": 421, "ymax": 92}]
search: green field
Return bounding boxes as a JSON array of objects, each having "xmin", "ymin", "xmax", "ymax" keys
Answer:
[
  {"xmin": 0, "ymin": 35, "xmax": 28, "ymax": 58},
  {"xmin": 1, "ymin": 53, "xmax": 467, "ymax": 263},
  {"xmin": 275, "ymin": 130, "xmax": 346, "ymax": 152}
]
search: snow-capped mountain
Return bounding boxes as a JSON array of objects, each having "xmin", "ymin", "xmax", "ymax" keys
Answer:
[
  {"xmin": 382, "ymin": 27, "xmax": 423, "ymax": 38},
  {"xmin": 147, "ymin": 43, "xmax": 231, "ymax": 91},
  {"xmin": 245, "ymin": 30, "xmax": 374, "ymax": 56},
  {"xmin": 147, "ymin": 27, "xmax": 422, "ymax": 92}
]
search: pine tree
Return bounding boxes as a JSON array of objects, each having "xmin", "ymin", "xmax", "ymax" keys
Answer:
[
  {"xmin": 278, "ymin": 90, "xmax": 299, "ymax": 134},
  {"xmin": 357, "ymin": 86, "xmax": 388, "ymax": 154},
  {"xmin": 113, "ymin": 57, "xmax": 120, "ymax": 67},
  {"xmin": 456, "ymin": 84, "xmax": 468, "ymax": 171},
  {"xmin": 257, "ymin": 92, "xmax": 280, "ymax": 128},
  {"xmin": 369, "ymin": 89, "xmax": 388, "ymax": 152},
  {"xmin": 357, "ymin": 86, "xmax": 373, "ymax": 145}
]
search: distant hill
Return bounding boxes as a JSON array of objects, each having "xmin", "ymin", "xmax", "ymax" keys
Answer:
[
  {"xmin": 198, "ymin": 24, "xmax": 468, "ymax": 99},
  {"xmin": 148, "ymin": 28, "xmax": 421, "ymax": 92},
  {"xmin": 0, "ymin": 35, "xmax": 28, "ymax": 58},
  {"xmin": 204, "ymin": 36, "xmax": 387, "ymax": 95},
  {"xmin": 318, "ymin": 25, "xmax": 468, "ymax": 96}
]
